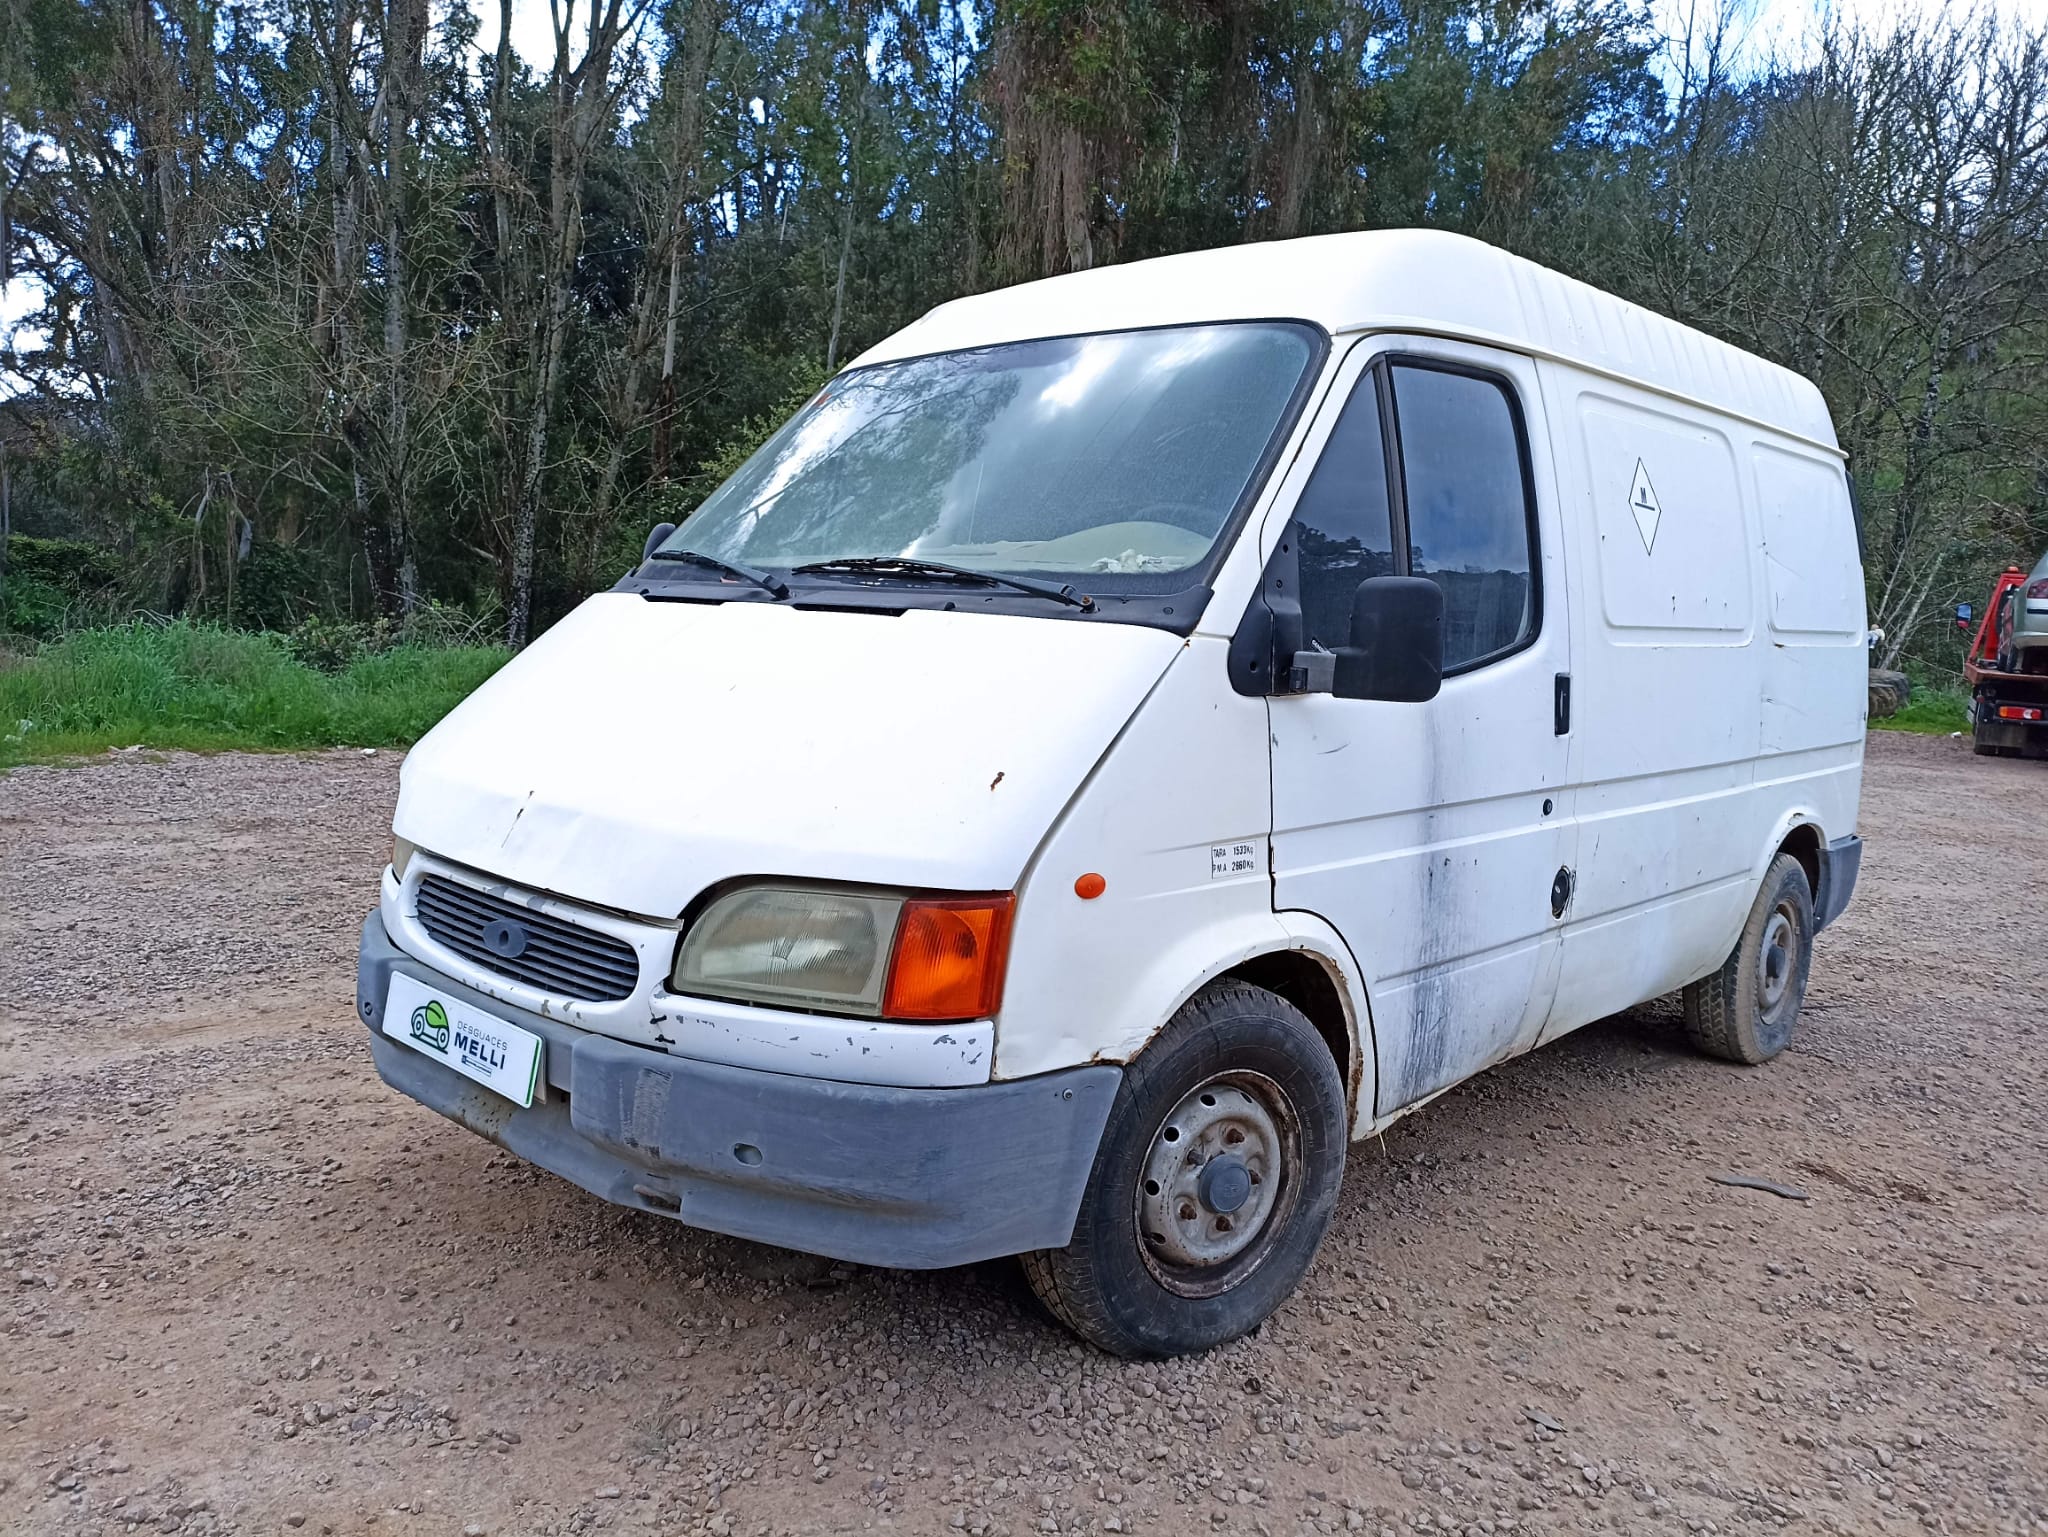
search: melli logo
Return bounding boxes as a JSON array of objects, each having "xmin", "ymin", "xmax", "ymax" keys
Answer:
[
  {"xmin": 453, "ymin": 1023, "xmax": 511, "ymax": 1075},
  {"xmin": 409, "ymin": 999, "xmax": 450, "ymax": 1053}
]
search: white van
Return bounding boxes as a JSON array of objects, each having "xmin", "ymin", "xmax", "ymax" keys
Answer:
[{"xmin": 358, "ymin": 230, "xmax": 1866, "ymax": 1357}]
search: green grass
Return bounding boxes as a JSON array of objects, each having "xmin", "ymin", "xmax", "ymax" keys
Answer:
[
  {"xmin": 0, "ymin": 622, "xmax": 509, "ymax": 769},
  {"xmin": 1874, "ymin": 687, "xmax": 1970, "ymax": 735}
]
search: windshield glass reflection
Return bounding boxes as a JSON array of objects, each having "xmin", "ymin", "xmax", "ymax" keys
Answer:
[{"xmin": 658, "ymin": 323, "xmax": 1318, "ymax": 587}]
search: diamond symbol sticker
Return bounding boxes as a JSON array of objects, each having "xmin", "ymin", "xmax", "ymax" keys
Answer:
[{"xmin": 1627, "ymin": 459, "xmax": 1663, "ymax": 554}]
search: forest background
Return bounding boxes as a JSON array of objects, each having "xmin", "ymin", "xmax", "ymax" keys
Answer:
[{"xmin": 3, "ymin": 0, "xmax": 2045, "ymax": 695}]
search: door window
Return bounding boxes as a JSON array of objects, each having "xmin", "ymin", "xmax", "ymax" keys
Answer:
[
  {"xmin": 1390, "ymin": 363, "xmax": 1538, "ymax": 670},
  {"xmin": 1290, "ymin": 372, "xmax": 1397, "ymax": 649},
  {"xmin": 1292, "ymin": 356, "xmax": 1539, "ymax": 673}
]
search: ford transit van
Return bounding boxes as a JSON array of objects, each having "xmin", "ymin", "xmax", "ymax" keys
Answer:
[{"xmin": 358, "ymin": 230, "xmax": 1866, "ymax": 1357}]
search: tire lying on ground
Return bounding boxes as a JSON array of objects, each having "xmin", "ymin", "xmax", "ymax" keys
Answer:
[{"xmin": 1866, "ymin": 669, "xmax": 1910, "ymax": 720}]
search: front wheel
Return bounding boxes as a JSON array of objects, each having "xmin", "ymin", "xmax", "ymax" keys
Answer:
[
  {"xmin": 1020, "ymin": 980, "xmax": 1347, "ymax": 1357},
  {"xmin": 1682, "ymin": 852, "xmax": 1814, "ymax": 1064}
]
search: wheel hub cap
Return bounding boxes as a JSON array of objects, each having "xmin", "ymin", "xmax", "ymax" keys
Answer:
[
  {"xmin": 1138, "ymin": 1080, "xmax": 1283, "ymax": 1269},
  {"xmin": 1199, "ymin": 1156, "xmax": 1253, "ymax": 1214},
  {"xmin": 1759, "ymin": 907, "xmax": 1795, "ymax": 1011}
]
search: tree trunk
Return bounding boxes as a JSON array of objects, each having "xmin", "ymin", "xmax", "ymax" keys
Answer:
[
  {"xmin": 648, "ymin": 1, "xmax": 718, "ymax": 483},
  {"xmin": 381, "ymin": 0, "xmax": 424, "ymax": 619},
  {"xmin": 1890, "ymin": 308, "xmax": 1951, "ymax": 579},
  {"xmin": 826, "ymin": 109, "xmax": 862, "ymax": 372},
  {"xmin": 0, "ymin": 439, "xmax": 11, "ymax": 613},
  {"xmin": 652, "ymin": 241, "xmax": 682, "ymax": 481},
  {"xmin": 506, "ymin": 0, "xmax": 639, "ymax": 648}
]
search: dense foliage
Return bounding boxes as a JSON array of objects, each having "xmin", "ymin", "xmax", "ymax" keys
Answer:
[
  {"xmin": 3, "ymin": 0, "xmax": 2045, "ymax": 673},
  {"xmin": 0, "ymin": 621, "xmax": 508, "ymax": 766}
]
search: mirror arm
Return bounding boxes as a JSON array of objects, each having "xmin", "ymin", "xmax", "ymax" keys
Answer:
[
  {"xmin": 1288, "ymin": 649, "xmax": 1336, "ymax": 694},
  {"xmin": 642, "ymin": 521, "xmax": 678, "ymax": 565}
]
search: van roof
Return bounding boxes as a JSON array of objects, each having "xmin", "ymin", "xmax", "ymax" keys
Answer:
[{"xmin": 851, "ymin": 229, "xmax": 1839, "ymax": 455}]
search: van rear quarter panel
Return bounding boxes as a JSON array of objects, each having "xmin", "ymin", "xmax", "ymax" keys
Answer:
[
  {"xmin": 1539, "ymin": 362, "xmax": 1862, "ymax": 1038},
  {"xmin": 1749, "ymin": 440, "xmax": 1866, "ymax": 853}
]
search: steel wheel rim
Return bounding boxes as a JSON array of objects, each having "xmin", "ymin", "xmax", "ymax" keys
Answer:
[
  {"xmin": 1134, "ymin": 1070, "xmax": 1300, "ymax": 1299},
  {"xmin": 1758, "ymin": 904, "xmax": 1797, "ymax": 1016}
]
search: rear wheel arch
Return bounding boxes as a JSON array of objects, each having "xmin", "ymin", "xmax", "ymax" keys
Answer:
[
  {"xmin": 1739, "ymin": 810, "xmax": 1825, "ymax": 935},
  {"xmin": 1776, "ymin": 821, "xmax": 1823, "ymax": 900}
]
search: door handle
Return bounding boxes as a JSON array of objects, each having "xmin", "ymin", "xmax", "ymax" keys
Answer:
[{"xmin": 1550, "ymin": 866, "xmax": 1575, "ymax": 919}]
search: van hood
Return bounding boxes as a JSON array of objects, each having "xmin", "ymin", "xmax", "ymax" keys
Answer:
[{"xmin": 394, "ymin": 593, "xmax": 1184, "ymax": 917}]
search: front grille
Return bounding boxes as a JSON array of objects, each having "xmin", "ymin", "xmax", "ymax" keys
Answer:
[{"xmin": 415, "ymin": 875, "xmax": 641, "ymax": 1002}]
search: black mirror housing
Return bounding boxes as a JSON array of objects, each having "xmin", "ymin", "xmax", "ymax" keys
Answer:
[
  {"xmin": 1332, "ymin": 576, "xmax": 1444, "ymax": 702},
  {"xmin": 642, "ymin": 521, "xmax": 677, "ymax": 565}
]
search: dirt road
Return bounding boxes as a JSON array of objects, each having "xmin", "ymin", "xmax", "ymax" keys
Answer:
[{"xmin": 3, "ymin": 733, "xmax": 2044, "ymax": 1537}]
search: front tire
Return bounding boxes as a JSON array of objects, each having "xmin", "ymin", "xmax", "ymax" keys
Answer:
[
  {"xmin": 1020, "ymin": 980, "xmax": 1346, "ymax": 1357},
  {"xmin": 1682, "ymin": 852, "xmax": 1814, "ymax": 1064}
]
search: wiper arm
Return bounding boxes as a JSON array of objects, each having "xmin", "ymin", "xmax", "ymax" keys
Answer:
[
  {"xmin": 647, "ymin": 548, "xmax": 789, "ymax": 599},
  {"xmin": 791, "ymin": 556, "xmax": 1094, "ymax": 611}
]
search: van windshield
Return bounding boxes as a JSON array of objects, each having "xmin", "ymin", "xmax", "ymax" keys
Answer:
[{"xmin": 655, "ymin": 323, "xmax": 1319, "ymax": 590}]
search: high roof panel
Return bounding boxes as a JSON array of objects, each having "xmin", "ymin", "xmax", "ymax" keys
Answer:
[{"xmin": 850, "ymin": 229, "xmax": 1838, "ymax": 453}]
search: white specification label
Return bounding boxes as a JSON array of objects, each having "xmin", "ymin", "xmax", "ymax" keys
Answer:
[{"xmin": 1209, "ymin": 839, "xmax": 1263, "ymax": 881}]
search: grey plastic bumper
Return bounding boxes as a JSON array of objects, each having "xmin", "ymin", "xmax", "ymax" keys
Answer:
[
  {"xmin": 356, "ymin": 913, "xmax": 1120, "ymax": 1269},
  {"xmin": 1815, "ymin": 833, "xmax": 1862, "ymax": 932}
]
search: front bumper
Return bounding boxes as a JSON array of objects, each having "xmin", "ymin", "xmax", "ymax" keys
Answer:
[{"xmin": 357, "ymin": 913, "xmax": 1120, "ymax": 1268}]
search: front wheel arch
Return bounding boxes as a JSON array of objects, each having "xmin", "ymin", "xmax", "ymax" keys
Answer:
[{"xmin": 1220, "ymin": 946, "xmax": 1366, "ymax": 1130}]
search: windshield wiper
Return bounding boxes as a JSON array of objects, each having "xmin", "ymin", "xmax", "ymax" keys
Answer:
[
  {"xmin": 790, "ymin": 556, "xmax": 1094, "ymax": 611},
  {"xmin": 648, "ymin": 548, "xmax": 789, "ymax": 599}
]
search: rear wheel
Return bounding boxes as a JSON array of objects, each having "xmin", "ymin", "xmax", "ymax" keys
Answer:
[
  {"xmin": 1682, "ymin": 852, "xmax": 1814, "ymax": 1064},
  {"xmin": 1020, "ymin": 980, "xmax": 1346, "ymax": 1357}
]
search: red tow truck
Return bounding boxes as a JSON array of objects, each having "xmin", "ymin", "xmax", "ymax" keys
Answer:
[{"xmin": 1958, "ymin": 566, "xmax": 2048, "ymax": 758}]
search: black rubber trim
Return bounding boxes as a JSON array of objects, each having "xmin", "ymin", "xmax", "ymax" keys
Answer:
[{"xmin": 1815, "ymin": 834, "xmax": 1862, "ymax": 932}]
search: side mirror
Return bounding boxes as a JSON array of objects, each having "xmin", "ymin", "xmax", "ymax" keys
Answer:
[
  {"xmin": 642, "ymin": 521, "xmax": 677, "ymax": 564},
  {"xmin": 1955, "ymin": 602, "xmax": 1973, "ymax": 632},
  {"xmin": 1332, "ymin": 576, "xmax": 1444, "ymax": 702}
]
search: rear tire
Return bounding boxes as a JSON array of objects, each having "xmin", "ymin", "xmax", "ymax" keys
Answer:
[
  {"xmin": 1682, "ymin": 852, "xmax": 1814, "ymax": 1064},
  {"xmin": 1020, "ymin": 980, "xmax": 1346, "ymax": 1357}
]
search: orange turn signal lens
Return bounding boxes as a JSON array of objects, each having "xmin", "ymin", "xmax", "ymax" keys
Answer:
[{"xmin": 882, "ymin": 895, "xmax": 1015, "ymax": 1021}]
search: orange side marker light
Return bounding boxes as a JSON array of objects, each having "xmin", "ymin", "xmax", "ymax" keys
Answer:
[{"xmin": 1074, "ymin": 872, "xmax": 1107, "ymax": 900}]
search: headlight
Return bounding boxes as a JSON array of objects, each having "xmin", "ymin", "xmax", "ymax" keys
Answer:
[
  {"xmin": 392, "ymin": 836, "xmax": 418, "ymax": 881},
  {"xmin": 674, "ymin": 886, "xmax": 900, "ymax": 1014},
  {"xmin": 672, "ymin": 885, "xmax": 1015, "ymax": 1021}
]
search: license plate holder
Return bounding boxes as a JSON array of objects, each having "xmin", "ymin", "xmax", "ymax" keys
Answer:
[{"xmin": 382, "ymin": 972, "xmax": 544, "ymax": 1108}]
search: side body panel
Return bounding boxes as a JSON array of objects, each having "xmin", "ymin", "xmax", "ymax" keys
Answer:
[
  {"xmin": 1540, "ymin": 362, "xmax": 1862, "ymax": 1039},
  {"xmin": 1268, "ymin": 337, "xmax": 1577, "ymax": 1119}
]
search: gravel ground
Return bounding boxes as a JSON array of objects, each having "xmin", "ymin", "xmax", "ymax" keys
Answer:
[{"xmin": 1, "ymin": 733, "xmax": 2043, "ymax": 1537}]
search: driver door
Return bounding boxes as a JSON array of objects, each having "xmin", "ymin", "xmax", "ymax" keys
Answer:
[{"xmin": 1267, "ymin": 337, "xmax": 1576, "ymax": 1117}]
